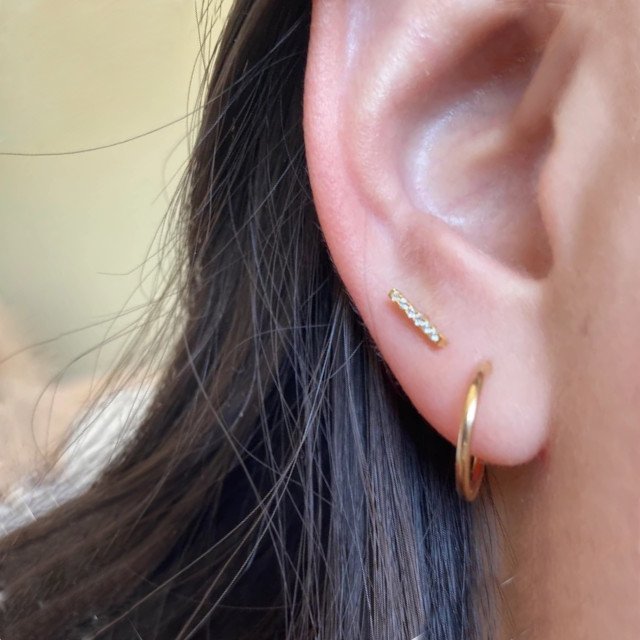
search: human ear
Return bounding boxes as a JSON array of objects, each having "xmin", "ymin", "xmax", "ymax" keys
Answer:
[{"xmin": 304, "ymin": 0, "xmax": 578, "ymax": 466}]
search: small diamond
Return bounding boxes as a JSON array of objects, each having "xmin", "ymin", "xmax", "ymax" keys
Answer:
[{"xmin": 388, "ymin": 287, "xmax": 446, "ymax": 348}]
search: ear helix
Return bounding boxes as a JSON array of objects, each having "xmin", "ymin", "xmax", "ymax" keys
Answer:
[{"xmin": 388, "ymin": 287, "xmax": 489, "ymax": 502}]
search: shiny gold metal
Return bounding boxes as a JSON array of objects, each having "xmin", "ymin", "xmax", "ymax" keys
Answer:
[
  {"xmin": 455, "ymin": 363, "xmax": 491, "ymax": 501},
  {"xmin": 387, "ymin": 288, "xmax": 447, "ymax": 348}
]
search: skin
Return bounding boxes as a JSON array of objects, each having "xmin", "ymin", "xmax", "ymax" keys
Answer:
[
  {"xmin": 496, "ymin": 4, "xmax": 640, "ymax": 637},
  {"xmin": 305, "ymin": 0, "xmax": 639, "ymax": 638}
]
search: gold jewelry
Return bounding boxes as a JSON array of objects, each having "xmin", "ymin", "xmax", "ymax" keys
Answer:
[
  {"xmin": 455, "ymin": 363, "xmax": 491, "ymax": 501},
  {"xmin": 388, "ymin": 288, "xmax": 447, "ymax": 347}
]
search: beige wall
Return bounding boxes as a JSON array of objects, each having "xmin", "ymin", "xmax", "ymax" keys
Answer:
[{"xmin": 0, "ymin": 2, "xmax": 226, "ymax": 375}]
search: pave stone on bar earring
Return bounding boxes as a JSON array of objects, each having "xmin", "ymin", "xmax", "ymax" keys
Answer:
[{"xmin": 388, "ymin": 288, "xmax": 447, "ymax": 348}]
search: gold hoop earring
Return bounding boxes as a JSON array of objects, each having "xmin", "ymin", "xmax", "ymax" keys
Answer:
[{"xmin": 455, "ymin": 363, "xmax": 491, "ymax": 501}]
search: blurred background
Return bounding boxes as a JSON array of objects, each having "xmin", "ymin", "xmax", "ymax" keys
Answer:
[{"xmin": 0, "ymin": 1, "xmax": 228, "ymax": 376}]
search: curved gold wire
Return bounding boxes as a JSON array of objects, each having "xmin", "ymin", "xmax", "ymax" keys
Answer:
[{"xmin": 455, "ymin": 363, "xmax": 491, "ymax": 502}]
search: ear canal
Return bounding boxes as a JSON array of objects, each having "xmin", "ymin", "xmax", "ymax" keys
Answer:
[{"xmin": 403, "ymin": 15, "xmax": 556, "ymax": 279}]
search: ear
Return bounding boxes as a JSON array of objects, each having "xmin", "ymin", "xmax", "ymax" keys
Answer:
[{"xmin": 304, "ymin": 0, "xmax": 575, "ymax": 466}]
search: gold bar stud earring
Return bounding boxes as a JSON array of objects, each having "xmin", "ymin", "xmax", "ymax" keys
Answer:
[{"xmin": 388, "ymin": 288, "xmax": 447, "ymax": 347}]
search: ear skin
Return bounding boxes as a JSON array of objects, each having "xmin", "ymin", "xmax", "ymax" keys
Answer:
[{"xmin": 305, "ymin": 0, "xmax": 568, "ymax": 466}]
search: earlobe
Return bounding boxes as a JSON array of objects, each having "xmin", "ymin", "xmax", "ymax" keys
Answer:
[{"xmin": 304, "ymin": 0, "xmax": 567, "ymax": 466}]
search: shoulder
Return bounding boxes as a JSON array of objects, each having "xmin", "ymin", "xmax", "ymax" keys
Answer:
[{"xmin": 0, "ymin": 384, "xmax": 151, "ymax": 536}]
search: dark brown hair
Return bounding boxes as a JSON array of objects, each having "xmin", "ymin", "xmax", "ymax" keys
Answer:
[{"xmin": 0, "ymin": 1, "xmax": 497, "ymax": 638}]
